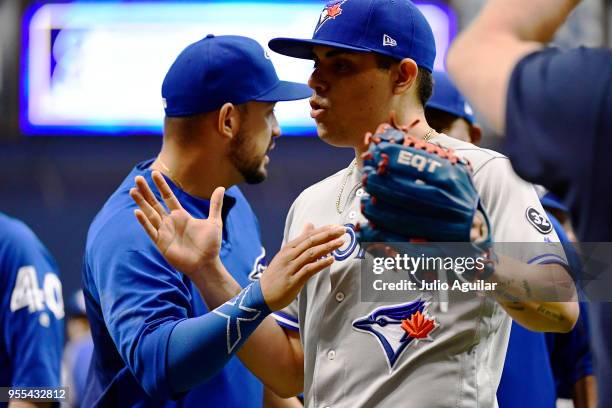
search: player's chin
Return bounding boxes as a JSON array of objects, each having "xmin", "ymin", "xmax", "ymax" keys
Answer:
[
  {"xmin": 318, "ymin": 126, "xmax": 353, "ymax": 148},
  {"xmin": 244, "ymin": 162, "xmax": 268, "ymax": 185},
  {"xmin": 316, "ymin": 123, "xmax": 338, "ymax": 145}
]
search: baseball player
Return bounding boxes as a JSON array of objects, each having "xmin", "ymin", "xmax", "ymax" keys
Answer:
[
  {"xmin": 133, "ymin": 2, "xmax": 578, "ymax": 407},
  {"xmin": 540, "ymin": 194, "xmax": 596, "ymax": 408},
  {"xmin": 447, "ymin": 0, "xmax": 612, "ymax": 404},
  {"xmin": 82, "ymin": 35, "xmax": 344, "ymax": 407},
  {"xmin": 63, "ymin": 290, "xmax": 93, "ymax": 407},
  {"xmin": 424, "ymin": 72, "xmax": 596, "ymax": 407},
  {"xmin": 425, "ymin": 71, "xmax": 481, "ymax": 145},
  {"xmin": 499, "ymin": 194, "xmax": 597, "ymax": 408},
  {"xmin": 0, "ymin": 212, "xmax": 64, "ymax": 408}
]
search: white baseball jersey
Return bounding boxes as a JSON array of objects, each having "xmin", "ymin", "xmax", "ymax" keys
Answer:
[{"xmin": 273, "ymin": 134, "xmax": 567, "ymax": 408}]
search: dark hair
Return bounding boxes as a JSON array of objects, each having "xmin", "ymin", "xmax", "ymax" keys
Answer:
[
  {"xmin": 374, "ymin": 54, "xmax": 433, "ymax": 106},
  {"xmin": 163, "ymin": 103, "xmax": 249, "ymax": 140}
]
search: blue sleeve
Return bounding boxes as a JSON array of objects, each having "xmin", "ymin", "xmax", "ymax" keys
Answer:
[
  {"xmin": 1, "ymin": 219, "xmax": 64, "ymax": 387},
  {"xmin": 544, "ymin": 213, "xmax": 594, "ymax": 397},
  {"xmin": 90, "ymin": 245, "xmax": 192, "ymax": 399},
  {"xmin": 167, "ymin": 280, "xmax": 271, "ymax": 394},
  {"xmin": 504, "ymin": 47, "xmax": 612, "ymax": 194},
  {"xmin": 547, "ymin": 303, "xmax": 594, "ymax": 398}
]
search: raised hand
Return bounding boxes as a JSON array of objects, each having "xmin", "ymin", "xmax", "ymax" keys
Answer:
[
  {"xmin": 260, "ymin": 223, "xmax": 347, "ymax": 310},
  {"xmin": 129, "ymin": 171, "xmax": 225, "ymax": 277},
  {"xmin": 130, "ymin": 171, "xmax": 348, "ymax": 311}
]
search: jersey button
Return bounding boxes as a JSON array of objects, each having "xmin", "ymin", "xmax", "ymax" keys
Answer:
[
  {"xmin": 327, "ymin": 350, "xmax": 336, "ymax": 360},
  {"xmin": 348, "ymin": 211, "xmax": 357, "ymax": 219},
  {"xmin": 356, "ymin": 188, "xmax": 365, "ymax": 197},
  {"xmin": 335, "ymin": 292, "xmax": 345, "ymax": 302}
]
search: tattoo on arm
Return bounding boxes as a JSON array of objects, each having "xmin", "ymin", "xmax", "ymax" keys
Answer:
[
  {"xmin": 536, "ymin": 305, "xmax": 565, "ymax": 323},
  {"xmin": 506, "ymin": 302, "xmax": 526, "ymax": 311},
  {"xmin": 521, "ymin": 279, "xmax": 532, "ymax": 299}
]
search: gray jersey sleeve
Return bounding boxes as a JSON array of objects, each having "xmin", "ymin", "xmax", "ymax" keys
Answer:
[
  {"xmin": 474, "ymin": 156, "xmax": 567, "ymax": 265},
  {"xmin": 272, "ymin": 199, "xmax": 300, "ymax": 332}
]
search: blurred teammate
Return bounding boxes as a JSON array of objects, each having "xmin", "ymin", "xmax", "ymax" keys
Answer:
[
  {"xmin": 0, "ymin": 212, "xmax": 64, "ymax": 408},
  {"xmin": 541, "ymin": 193, "xmax": 596, "ymax": 408},
  {"xmin": 62, "ymin": 290, "xmax": 93, "ymax": 408},
  {"xmin": 425, "ymin": 71, "xmax": 481, "ymax": 144},
  {"xmin": 427, "ymin": 71, "xmax": 596, "ymax": 408},
  {"xmin": 82, "ymin": 35, "xmax": 342, "ymax": 407},
  {"xmin": 447, "ymin": 0, "xmax": 612, "ymax": 404},
  {"xmin": 134, "ymin": 2, "xmax": 578, "ymax": 406}
]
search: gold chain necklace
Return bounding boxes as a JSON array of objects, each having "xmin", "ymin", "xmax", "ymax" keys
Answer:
[
  {"xmin": 335, "ymin": 160, "xmax": 357, "ymax": 214},
  {"xmin": 423, "ymin": 128, "xmax": 437, "ymax": 142},
  {"xmin": 156, "ymin": 158, "xmax": 185, "ymax": 191}
]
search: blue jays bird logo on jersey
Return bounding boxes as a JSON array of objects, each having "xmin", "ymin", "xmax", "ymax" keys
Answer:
[
  {"xmin": 315, "ymin": 0, "xmax": 348, "ymax": 33},
  {"xmin": 352, "ymin": 299, "xmax": 437, "ymax": 371}
]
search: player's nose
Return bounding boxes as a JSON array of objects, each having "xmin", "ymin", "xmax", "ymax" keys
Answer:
[
  {"xmin": 271, "ymin": 114, "xmax": 281, "ymax": 139},
  {"xmin": 308, "ymin": 69, "xmax": 328, "ymax": 94}
]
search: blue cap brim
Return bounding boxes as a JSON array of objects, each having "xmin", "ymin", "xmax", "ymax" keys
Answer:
[
  {"xmin": 254, "ymin": 80, "xmax": 312, "ymax": 102},
  {"xmin": 269, "ymin": 37, "xmax": 370, "ymax": 60}
]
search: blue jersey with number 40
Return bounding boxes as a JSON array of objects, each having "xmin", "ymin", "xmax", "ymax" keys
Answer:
[{"xmin": 0, "ymin": 213, "xmax": 64, "ymax": 395}]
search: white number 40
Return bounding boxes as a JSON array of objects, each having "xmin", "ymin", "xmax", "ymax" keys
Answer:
[{"xmin": 9, "ymin": 266, "xmax": 65, "ymax": 320}]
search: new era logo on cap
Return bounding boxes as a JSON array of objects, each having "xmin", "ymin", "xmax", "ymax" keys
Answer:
[{"xmin": 383, "ymin": 34, "xmax": 397, "ymax": 47}]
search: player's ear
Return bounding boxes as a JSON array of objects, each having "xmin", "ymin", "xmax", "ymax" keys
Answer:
[
  {"xmin": 469, "ymin": 124, "xmax": 482, "ymax": 145},
  {"xmin": 217, "ymin": 102, "xmax": 241, "ymax": 140},
  {"xmin": 393, "ymin": 58, "xmax": 419, "ymax": 95}
]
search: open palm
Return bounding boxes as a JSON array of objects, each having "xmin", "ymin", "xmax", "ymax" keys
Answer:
[{"xmin": 130, "ymin": 171, "xmax": 225, "ymax": 277}]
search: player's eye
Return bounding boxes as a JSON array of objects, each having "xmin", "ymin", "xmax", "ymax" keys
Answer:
[{"xmin": 334, "ymin": 61, "xmax": 350, "ymax": 72}]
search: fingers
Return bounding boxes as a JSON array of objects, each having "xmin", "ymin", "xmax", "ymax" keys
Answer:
[
  {"xmin": 286, "ymin": 223, "xmax": 315, "ymax": 247},
  {"xmin": 302, "ymin": 223, "xmax": 315, "ymax": 233},
  {"xmin": 285, "ymin": 224, "xmax": 337, "ymax": 249},
  {"xmin": 129, "ymin": 188, "xmax": 162, "ymax": 229},
  {"xmin": 291, "ymin": 225, "xmax": 346, "ymax": 256},
  {"xmin": 134, "ymin": 175, "xmax": 167, "ymax": 218},
  {"xmin": 151, "ymin": 171, "xmax": 184, "ymax": 212},
  {"xmin": 294, "ymin": 256, "xmax": 335, "ymax": 283},
  {"xmin": 134, "ymin": 209, "xmax": 158, "ymax": 242},
  {"xmin": 208, "ymin": 186, "xmax": 226, "ymax": 224},
  {"xmin": 293, "ymin": 236, "xmax": 345, "ymax": 270}
]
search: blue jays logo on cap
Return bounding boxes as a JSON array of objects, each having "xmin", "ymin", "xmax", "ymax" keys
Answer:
[
  {"xmin": 315, "ymin": 0, "xmax": 348, "ymax": 33},
  {"xmin": 353, "ymin": 299, "xmax": 438, "ymax": 371}
]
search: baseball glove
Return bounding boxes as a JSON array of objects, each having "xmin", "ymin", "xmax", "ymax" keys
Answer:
[{"xmin": 356, "ymin": 115, "xmax": 495, "ymax": 281}]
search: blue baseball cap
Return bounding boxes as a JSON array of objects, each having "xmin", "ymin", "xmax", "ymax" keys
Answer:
[
  {"xmin": 269, "ymin": 0, "xmax": 436, "ymax": 72},
  {"xmin": 66, "ymin": 290, "xmax": 86, "ymax": 317},
  {"xmin": 162, "ymin": 35, "xmax": 312, "ymax": 117},
  {"xmin": 427, "ymin": 71, "xmax": 475, "ymax": 124}
]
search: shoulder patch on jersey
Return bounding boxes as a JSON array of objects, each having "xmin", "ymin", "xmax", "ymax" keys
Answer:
[
  {"xmin": 352, "ymin": 299, "xmax": 437, "ymax": 371},
  {"xmin": 248, "ymin": 247, "xmax": 268, "ymax": 281},
  {"xmin": 525, "ymin": 206, "xmax": 553, "ymax": 234}
]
